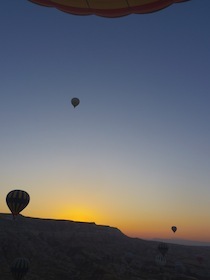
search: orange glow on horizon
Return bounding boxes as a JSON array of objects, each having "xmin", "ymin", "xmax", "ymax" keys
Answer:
[
  {"xmin": 3, "ymin": 203, "xmax": 210, "ymax": 243},
  {"xmin": 56, "ymin": 207, "xmax": 97, "ymax": 223}
]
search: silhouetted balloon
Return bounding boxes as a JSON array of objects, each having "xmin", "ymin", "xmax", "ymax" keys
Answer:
[
  {"xmin": 6, "ymin": 190, "xmax": 30, "ymax": 217},
  {"xmin": 171, "ymin": 226, "xmax": 177, "ymax": 233},
  {"xmin": 158, "ymin": 242, "xmax": 169, "ymax": 256},
  {"xmin": 71, "ymin": 98, "xmax": 80, "ymax": 108},
  {"xmin": 10, "ymin": 257, "xmax": 29, "ymax": 280},
  {"xmin": 28, "ymin": 0, "xmax": 191, "ymax": 18},
  {"xmin": 155, "ymin": 254, "xmax": 166, "ymax": 267}
]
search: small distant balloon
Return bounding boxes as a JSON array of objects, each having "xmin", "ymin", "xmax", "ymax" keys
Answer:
[
  {"xmin": 158, "ymin": 242, "xmax": 169, "ymax": 256},
  {"xmin": 171, "ymin": 226, "xmax": 177, "ymax": 233},
  {"xmin": 155, "ymin": 254, "xmax": 166, "ymax": 267},
  {"xmin": 6, "ymin": 190, "xmax": 30, "ymax": 218},
  {"xmin": 71, "ymin": 98, "xmax": 80, "ymax": 108},
  {"xmin": 10, "ymin": 257, "xmax": 30, "ymax": 280}
]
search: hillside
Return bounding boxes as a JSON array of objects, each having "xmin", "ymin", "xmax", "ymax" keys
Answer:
[{"xmin": 0, "ymin": 213, "xmax": 210, "ymax": 280}]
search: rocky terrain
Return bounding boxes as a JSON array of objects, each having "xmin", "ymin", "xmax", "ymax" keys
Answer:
[{"xmin": 0, "ymin": 213, "xmax": 210, "ymax": 280}]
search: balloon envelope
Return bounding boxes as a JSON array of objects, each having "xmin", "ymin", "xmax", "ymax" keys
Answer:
[
  {"xmin": 10, "ymin": 258, "xmax": 30, "ymax": 280},
  {"xmin": 155, "ymin": 254, "xmax": 166, "ymax": 267},
  {"xmin": 6, "ymin": 190, "xmax": 30, "ymax": 217},
  {"xmin": 71, "ymin": 97, "xmax": 80, "ymax": 108},
  {"xmin": 171, "ymin": 226, "xmax": 177, "ymax": 233},
  {"xmin": 28, "ymin": 0, "xmax": 190, "ymax": 18},
  {"xmin": 158, "ymin": 242, "xmax": 169, "ymax": 256}
]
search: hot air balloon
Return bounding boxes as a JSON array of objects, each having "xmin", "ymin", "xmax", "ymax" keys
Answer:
[
  {"xmin": 6, "ymin": 190, "xmax": 30, "ymax": 218},
  {"xmin": 158, "ymin": 242, "xmax": 169, "ymax": 256},
  {"xmin": 10, "ymin": 258, "xmax": 30, "ymax": 280},
  {"xmin": 155, "ymin": 254, "xmax": 166, "ymax": 267},
  {"xmin": 27, "ymin": 0, "xmax": 190, "ymax": 18},
  {"xmin": 171, "ymin": 226, "xmax": 177, "ymax": 233},
  {"xmin": 71, "ymin": 97, "xmax": 80, "ymax": 108}
]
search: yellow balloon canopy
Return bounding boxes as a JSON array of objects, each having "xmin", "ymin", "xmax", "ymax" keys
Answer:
[{"xmin": 28, "ymin": 0, "xmax": 190, "ymax": 18}]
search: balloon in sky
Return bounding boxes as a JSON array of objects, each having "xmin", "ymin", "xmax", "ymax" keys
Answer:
[
  {"xmin": 28, "ymin": 0, "xmax": 190, "ymax": 18},
  {"xmin": 171, "ymin": 226, "xmax": 177, "ymax": 233},
  {"xmin": 6, "ymin": 190, "xmax": 30, "ymax": 217},
  {"xmin": 71, "ymin": 97, "xmax": 80, "ymax": 108},
  {"xmin": 158, "ymin": 242, "xmax": 169, "ymax": 256},
  {"xmin": 10, "ymin": 258, "xmax": 30, "ymax": 280}
]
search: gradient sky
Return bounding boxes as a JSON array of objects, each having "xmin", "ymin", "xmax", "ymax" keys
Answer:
[{"xmin": 0, "ymin": 0, "xmax": 210, "ymax": 242}]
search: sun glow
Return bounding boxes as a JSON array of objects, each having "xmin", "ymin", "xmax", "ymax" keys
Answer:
[
  {"xmin": 55, "ymin": 204, "xmax": 102, "ymax": 223},
  {"xmin": 66, "ymin": 207, "xmax": 95, "ymax": 222}
]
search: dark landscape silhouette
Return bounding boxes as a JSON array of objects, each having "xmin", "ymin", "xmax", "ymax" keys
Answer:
[{"xmin": 0, "ymin": 213, "xmax": 210, "ymax": 279}]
